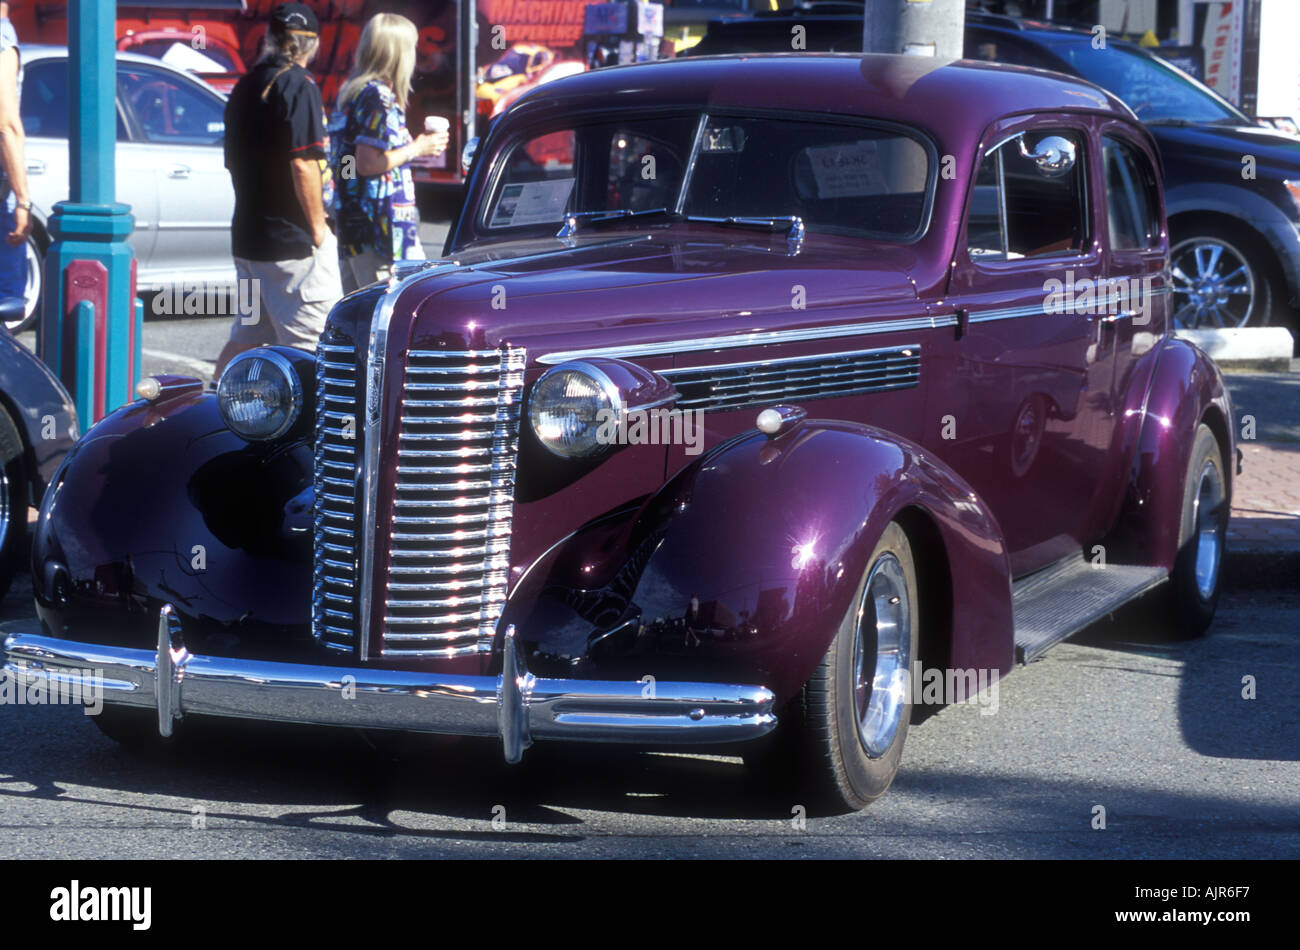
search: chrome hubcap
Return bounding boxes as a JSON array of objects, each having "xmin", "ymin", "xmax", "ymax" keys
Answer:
[
  {"xmin": 1192, "ymin": 460, "xmax": 1224, "ymax": 601},
  {"xmin": 852, "ymin": 553, "xmax": 910, "ymax": 758},
  {"xmin": 1170, "ymin": 237, "xmax": 1256, "ymax": 329}
]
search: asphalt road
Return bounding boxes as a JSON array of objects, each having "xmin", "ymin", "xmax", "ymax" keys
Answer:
[{"xmin": 1, "ymin": 573, "xmax": 1295, "ymax": 859}]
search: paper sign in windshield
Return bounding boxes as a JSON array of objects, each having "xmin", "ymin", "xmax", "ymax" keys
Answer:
[
  {"xmin": 491, "ymin": 178, "xmax": 575, "ymax": 227},
  {"xmin": 804, "ymin": 141, "xmax": 888, "ymax": 199}
]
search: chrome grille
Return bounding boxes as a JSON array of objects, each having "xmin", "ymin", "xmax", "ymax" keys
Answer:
[
  {"xmin": 663, "ymin": 344, "xmax": 921, "ymax": 414},
  {"xmin": 313, "ymin": 339, "xmax": 361, "ymax": 653},
  {"xmin": 382, "ymin": 346, "xmax": 527, "ymax": 657}
]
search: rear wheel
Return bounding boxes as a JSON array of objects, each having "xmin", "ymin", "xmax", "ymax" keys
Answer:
[
  {"xmin": 745, "ymin": 522, "xmax": 918, "ymax": 813},
  {"xmin": 1167, "ymin": 424, "xmax": 1228, "ymax": 638},
  {"xmin": 1169, "ymin": 224, "xmax": 1282, "ymax": 329}
]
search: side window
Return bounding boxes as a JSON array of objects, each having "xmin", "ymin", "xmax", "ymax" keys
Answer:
[
  {"xmin": 967, "ymin": 128, "xmax": 1087, "ymax": 261},
  {"xmin": 21, "ymin": 61, "xmax": 128, "ymax": 140},
  {"xmin": 117, "ymin": 64, "xmax": 225, "ymax": 146},
  {"xmin": 1103, "ymin": 136, "xmax": 1159, "ymax": 250}
]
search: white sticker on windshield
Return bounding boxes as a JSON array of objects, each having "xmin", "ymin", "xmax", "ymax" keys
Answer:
[
  {"xmin": 490, "ymin": 178, "xmax": 574, "ymax": 227},
  {"xmin": 804, "ymin": 141, "xmax": 888, "ymax": 199}
]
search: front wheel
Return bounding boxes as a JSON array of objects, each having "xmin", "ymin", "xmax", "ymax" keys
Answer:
[
  {"xmin": 746, "ymin": 521, "xmax": 918, "ymax": 813},
  {"xmin": 1167, "ymin": 424, "xmax": 1229, "ymax": 638},
  {"xmin": 1169, "ymin": 226, "xmax": 1280, "ymax": 329}
]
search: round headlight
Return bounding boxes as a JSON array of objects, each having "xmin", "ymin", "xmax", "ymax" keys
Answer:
[
  {"xmin": 528, "ymin": 362, "xmax": 622, "ymax": 459},
  {"xmin": 217, "ymin": 349, "xmax": 303, "ymax": 441}
]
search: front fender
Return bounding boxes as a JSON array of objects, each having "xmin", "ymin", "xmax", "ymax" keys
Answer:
[
  {"xmin": 32, "ymin": 387, "xmax": 316, "ymax": 659},
  {"xmin": 1109, "ymin": 335, "xmax": 1234, "ymax": 570},
  {"xmin": 502, "ymin": 421, "xmax": 1014, "ymax": 705}
]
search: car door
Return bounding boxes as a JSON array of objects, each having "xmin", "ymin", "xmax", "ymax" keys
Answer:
[
  {"xmin": 115, "ymin": 60, "xmax": 233, "ymax": 285},
  {"xmin": 1100, "ymin": 127, "xmax": 1169, "ymax": 393},
  {"xmin": 935, "ymin": 117, "xmax": 1122, "ymax": 577},
  {"xmin": 19, "ymin": 57, "xmax": 157, "ymax": 266}
]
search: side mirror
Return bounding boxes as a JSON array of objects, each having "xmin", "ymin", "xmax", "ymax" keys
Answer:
[{"xmin": 1017, "ymin": 133, "xmax": 1076, "ymax": 177}]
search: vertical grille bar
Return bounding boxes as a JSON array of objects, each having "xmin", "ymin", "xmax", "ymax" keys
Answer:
[
  {"xmin": 312, "ymin": 340, "xmax": 360, "ymax": 653},
  {"xmin": 382, "ymin": 346, "xmax": 527, "ymax": 657}
]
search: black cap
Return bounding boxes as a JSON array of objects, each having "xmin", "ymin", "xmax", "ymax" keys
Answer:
[{"xmin": 269, "ymin": 3, "xmax": 320, "ymax": 36}]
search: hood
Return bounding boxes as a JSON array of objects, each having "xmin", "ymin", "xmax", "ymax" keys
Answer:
[
  {"xmin": 397, "ymin": 226, "xmax": 923, "ymax": 356},
  {"xmin": 1150, "ymin": 123, "xmax": 1300, "ymax": 173}
]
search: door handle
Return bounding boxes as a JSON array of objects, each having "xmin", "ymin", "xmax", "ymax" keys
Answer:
[
  {"xmin": 166, "ymin": 164, "xmax": 191, "ymax": 179},
  {"xmin": 25, "ymin": 159, "xmax": 45, "ymax": 175}
]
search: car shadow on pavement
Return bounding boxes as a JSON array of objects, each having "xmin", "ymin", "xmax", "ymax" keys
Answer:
[
  {"xmin": 1066, "ymin": 583, "xmax": 1299, "ymax": 763},
  {"xmin": 0, "ymin": 700, "xmax": 793, "ymax": 835}
]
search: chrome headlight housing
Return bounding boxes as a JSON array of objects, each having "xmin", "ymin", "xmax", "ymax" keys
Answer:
[
  {"xmin": 528, "ymin": 361, "xmax": 623, "ymax": 459},
  {"xmin": 217, "ymin": 349, "xmax": 303, "ymax": 441}
]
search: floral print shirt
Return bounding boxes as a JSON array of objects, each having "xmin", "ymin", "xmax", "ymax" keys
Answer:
[{"xmin": 328, "ymin": 80, "xmax": 422, "ymax": 261}]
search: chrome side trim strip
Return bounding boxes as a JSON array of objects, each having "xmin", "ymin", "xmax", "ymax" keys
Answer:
[
  {"xmin": 969, "ymin": 285, "xmax": 1172, "ymax": 324},
  {"xmin": 538, "ymin": 313, "xmax": 954, "ymax": 365}
]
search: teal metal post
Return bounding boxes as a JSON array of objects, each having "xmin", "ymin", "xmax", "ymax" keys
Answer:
[{"xmin": 38, "ymin": 0, "xmax": 137, "ymax": 424}]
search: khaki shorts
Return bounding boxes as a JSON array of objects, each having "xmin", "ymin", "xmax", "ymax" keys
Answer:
[
  {"xmin": 341, "ymin": 248, "xmax": 393, "ymax": 295},
  {"xmin": 340, "ymin": 238, "xmax": 428, "ymax": 294},
  {"xmin": 229, "ymin": 233, "xmax": 343, "ymax": 350}
]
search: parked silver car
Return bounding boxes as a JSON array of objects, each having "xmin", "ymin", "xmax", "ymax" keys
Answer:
[{"xmin": 11, "ymin": 45, "xmax": 234, "ymax": 332}]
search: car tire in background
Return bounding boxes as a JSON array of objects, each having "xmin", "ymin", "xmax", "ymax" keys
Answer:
[
  {"xmin": 1169, "ymin": 222, "xmax": 1287, "ymax": 330},
  {"xmin": 745, "ymin": 521, "xmax": 918, "ymax": 814},
  {"xmin": 1167, "ymin": 424, "xmax": 1229, "ymax": 639},
  {"xmin": 3, "ymin": 231, "xmax": 44, "ymax": 335},
  {"xmin": 0, "ymin": 403, "xmax": 27, "ymax": 599}
]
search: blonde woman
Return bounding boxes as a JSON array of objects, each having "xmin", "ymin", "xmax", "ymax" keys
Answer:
[{"xmin": 328, "ymin": 13, "xmax": 448, "ymax": 291}]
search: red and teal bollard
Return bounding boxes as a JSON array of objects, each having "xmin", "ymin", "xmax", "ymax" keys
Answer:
[{"xmin": 37, "ymin": 0, "xmax": 139, "ymax": 426}]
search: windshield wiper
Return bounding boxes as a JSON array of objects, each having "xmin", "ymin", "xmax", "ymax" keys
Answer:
[
  {"xmin": 556, "ymin": 207, "xmax": 678, "ymax": 237},
  {"xmin": 685, "ymin": 214, "xmax": 806, "ymax": 243}
]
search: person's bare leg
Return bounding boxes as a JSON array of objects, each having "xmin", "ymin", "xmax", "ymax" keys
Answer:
[{"xmin": 213, "ymin": 340, "xmax": 257, "ymax": 380}]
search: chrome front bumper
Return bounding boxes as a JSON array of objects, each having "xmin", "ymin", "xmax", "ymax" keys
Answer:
[{"xmin": 1, "ymin": 606, "xmax": 777, "ymax": 762}]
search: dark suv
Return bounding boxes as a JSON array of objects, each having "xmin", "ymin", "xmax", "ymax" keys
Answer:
[{"xmin": 689, "ymin": 9, "xmax": 1300, "ymax": 332}]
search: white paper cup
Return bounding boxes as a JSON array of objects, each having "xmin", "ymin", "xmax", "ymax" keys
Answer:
[{"xmin": 425, "ymin": 116, "xmax": 450, "ymax": 134}]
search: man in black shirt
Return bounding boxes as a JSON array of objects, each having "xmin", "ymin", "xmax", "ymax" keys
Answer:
[{"xmin": 215, "ymin": 2, "xmax": 341, "ymax": 376}]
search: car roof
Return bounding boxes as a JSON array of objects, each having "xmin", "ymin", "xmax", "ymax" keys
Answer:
[
  {"xmin": 19, "ymin": 43, "xmax": 195, "ymax": 69},
  {"xmin": 508, "ymin": 53, "xmax": 1134, "ymax": 145}
]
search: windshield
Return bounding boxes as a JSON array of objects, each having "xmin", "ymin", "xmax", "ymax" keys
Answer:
[
  {"xmin": 481, "ymin": 113, "xmax": 933, "ymax": 241},
  {"xmin": 1044, "ymin": 41, "xmax": 1248, "ymax": 125}
]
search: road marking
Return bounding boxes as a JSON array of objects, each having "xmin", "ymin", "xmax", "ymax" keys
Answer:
[{"xmin": 142, "ymin": 348, "xmax": 215, "ymax": 377}]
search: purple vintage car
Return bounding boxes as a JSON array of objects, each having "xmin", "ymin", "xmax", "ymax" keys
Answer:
[{"xmin": 4, "ymin": 54, "xmax": 1235, "ymax": 813}]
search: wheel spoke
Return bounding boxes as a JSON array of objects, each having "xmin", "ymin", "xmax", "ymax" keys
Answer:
[
  {"xmin": 1172, "ymin": 300, "xmax": 1199, "ymax": 328},
  {"xmin": 1201, "ymin": 243, "xmax": 1224, "ymax": 278}
]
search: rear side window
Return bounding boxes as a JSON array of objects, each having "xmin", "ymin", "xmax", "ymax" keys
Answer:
[
  {"xmin": 21, "ymin": 60, "xmax": 128, "ymax": 140},
  {"xmin": 967, "ymin": 129, "xmax": 1087, "ymax": 260},
  {"xmin": 1103, "ymin": 136, "xmax": 1159, "ymax": 250}
]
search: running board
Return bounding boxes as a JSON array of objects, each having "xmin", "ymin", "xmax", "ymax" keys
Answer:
[{"xmin": 1013, "ymin": 553, "xmax": 1168, "ymax": 663}]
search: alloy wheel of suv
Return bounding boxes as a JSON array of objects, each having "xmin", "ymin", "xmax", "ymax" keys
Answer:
[{"xmin": 1169, "ymin": 233, "xmax": 1264, "ymax": 329}]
